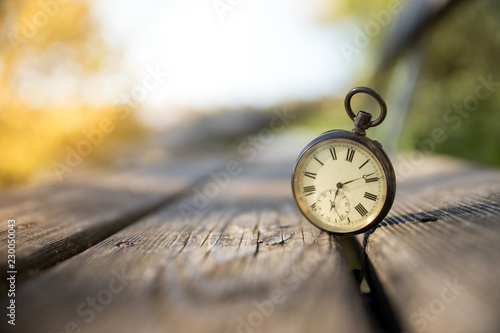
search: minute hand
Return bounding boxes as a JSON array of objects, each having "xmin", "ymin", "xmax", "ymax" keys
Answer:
[{"xmin": 341, "ymin": 172, "xmax": 376, "ymax": 186}]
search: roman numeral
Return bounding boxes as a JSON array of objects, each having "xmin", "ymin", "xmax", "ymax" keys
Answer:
[
  {"xmin": 304, "ymin": 172, "xmax": 317, "ymax": 179},
  {"xmin": 330, "ymin": 147, "xmax": 337, "ymax": 160},
  {"xmin": 346, "ymin": 148, "xmax": 355, "ymax": 162},
  {"xmin": 304, "ymin": 185, "xmax": 316, "ymax": 196},
  {"xmin": 355, "ymin": 203, "xmax": 368, "ymax": 216},
  {"xmin": 310, "ymin": 203, "xmax": 316, "ymax": 211},
  {"xmin": 364, "ymin": 192, "xmax": 377, "ymax": 201},
  {"xmin": 314, "ymin": 157, "xmax": 324, "ymax": 166},
  {"xmin": 359, "ymin": 159, "xmax": 370, "ymax": 169},
  {"xmin": 365, "ymin": 177, "xmax": 379, "ymax": 183}
]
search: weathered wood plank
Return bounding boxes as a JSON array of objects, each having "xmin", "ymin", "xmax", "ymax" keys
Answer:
[
  {"xmin": 12, "ymin": 164, "xmax": 374, "ymax": 333},
  {"xmin": 0, "ymin": 155, "xmax": 224, "ymax": 284},
  {"xmin": 363, "ymin": 156, "xmax": 500, "ymax": 333}
]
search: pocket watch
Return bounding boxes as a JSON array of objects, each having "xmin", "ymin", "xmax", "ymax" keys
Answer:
[{"xmin": 291, "ymin": 87, "xmax": 396, "ymax": 235}]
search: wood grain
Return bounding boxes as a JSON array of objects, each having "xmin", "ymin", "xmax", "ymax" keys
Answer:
[
  {"xmin": 11, "ymin": 164, "xmax": 373, "ymax": 333},
  {"xmin": 363, "ymin": 156, "xmax": 500, "ymax": 333},
  {"xmin": 0, "ymin": 155, "xmax": 224, "ymax": 284}
]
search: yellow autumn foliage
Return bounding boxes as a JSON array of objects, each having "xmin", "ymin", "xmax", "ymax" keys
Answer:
[{"xmin": 0, "ymin": 0, "xmax": 141, "ymax": 187}]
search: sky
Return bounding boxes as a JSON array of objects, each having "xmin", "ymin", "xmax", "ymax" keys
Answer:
[{"xmin": 91, "ymin": 0, "xmax": 354, "ymax": 126}]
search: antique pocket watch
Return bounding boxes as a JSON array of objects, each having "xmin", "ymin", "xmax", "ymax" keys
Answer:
[{"xmin": 292, "ymin": 87, "xmax": 396, "ymax": 235}]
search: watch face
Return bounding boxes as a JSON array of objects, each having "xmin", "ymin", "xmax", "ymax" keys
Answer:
[{"xmin": 293, "ymin": 137, "xmax": 389, "ymax": 234}]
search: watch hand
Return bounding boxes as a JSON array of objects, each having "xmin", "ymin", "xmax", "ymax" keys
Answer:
[
  {"xmin": 341, "ymin": 172, "xmax": 376, "ymax": 186},
  {"xmin": 362, "ymin": 172, "xmax": 376, "ymax": 179},
  {"xmin": 330, "ymin": 189, "xmax": 343, "ymax": 218},
  {"xmin": 333, "ymin": 205, "xmax": 341, "ymax": 218}
]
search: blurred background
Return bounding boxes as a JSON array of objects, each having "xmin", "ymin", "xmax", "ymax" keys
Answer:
[{"xmin": 1, "ymin": 0, "xmax": 499, "ymax": 188}]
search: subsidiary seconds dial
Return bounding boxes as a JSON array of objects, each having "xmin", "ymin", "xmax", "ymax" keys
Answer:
[{"xmin": 316, "ymin": 189, "xmax": 350, "ymax": 223}]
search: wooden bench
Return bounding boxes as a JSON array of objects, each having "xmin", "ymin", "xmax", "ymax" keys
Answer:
[{"xmin": 1, "ymin": 129, "xmax": 499, "ymax": 333}]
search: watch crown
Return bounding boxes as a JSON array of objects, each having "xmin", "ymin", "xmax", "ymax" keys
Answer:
[{"xmin": 352, "ymin": 111, "xmax": 372, "ymax": 136}]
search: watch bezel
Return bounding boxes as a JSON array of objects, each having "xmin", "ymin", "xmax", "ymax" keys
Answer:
[{"xmin": 291, "ymin": 130, "xmax": 396, "ymax": 235}]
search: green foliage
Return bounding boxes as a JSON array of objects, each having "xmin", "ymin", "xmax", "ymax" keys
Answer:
[
  {"xmin": 314, "ymin": 0, "xmax": 500, "ymax": 166},
  {"xmin": 317, "ymin": 0, "xmax": 395, "ymax": 23},
  {"xmin": 403, "ymin": 1, "xmax": 500, "ymax": 165}
]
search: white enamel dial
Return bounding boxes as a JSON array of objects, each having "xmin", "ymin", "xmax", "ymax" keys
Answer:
[{"xmin": 293, "ymin": 138, "xmax": 388, "ymax": 234}]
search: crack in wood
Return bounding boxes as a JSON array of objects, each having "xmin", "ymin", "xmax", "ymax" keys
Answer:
[
  {"xmin": 117, "ymin": 241, "xmax": 142, "ymax": 248},
  {"xmin": 254, "ymin": 230, "xmax": 260, "ymax": 256},
  {"xmin": 257, "ymin": 232, "xmax": 294, "ymax": 246}
]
